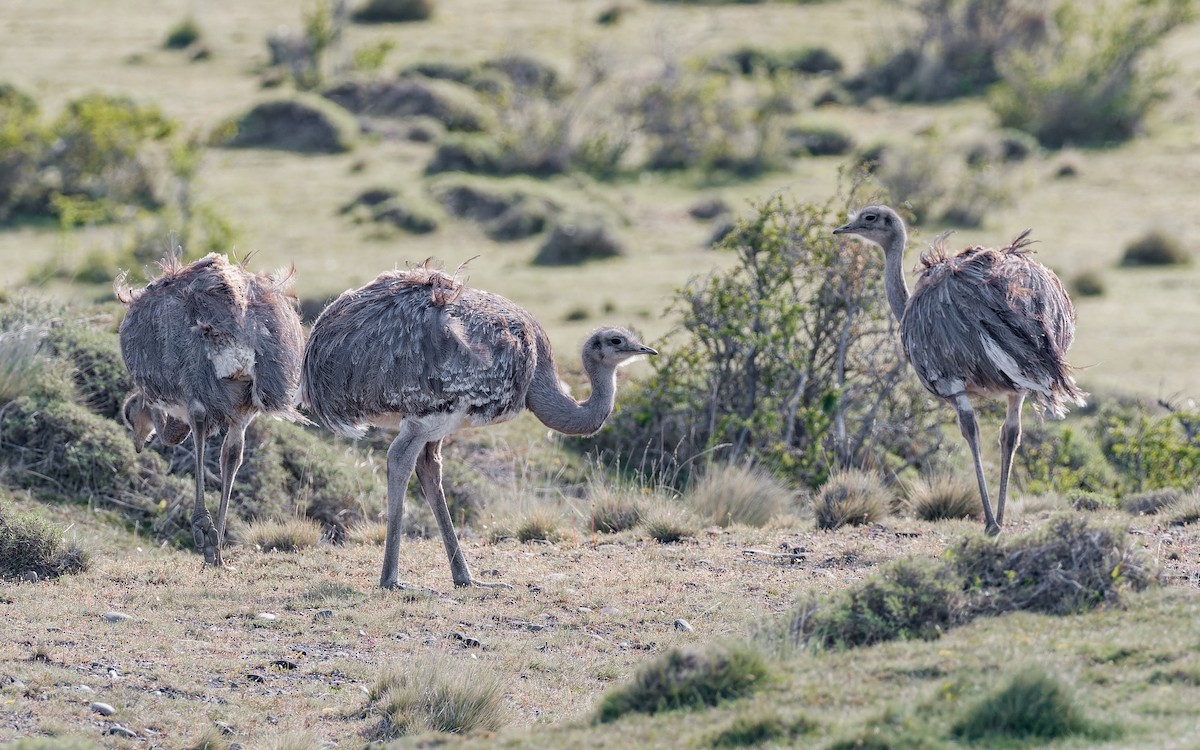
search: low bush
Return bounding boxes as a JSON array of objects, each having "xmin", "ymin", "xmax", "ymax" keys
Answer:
[
  {"xmin": 952, "ymin": 667, "xmax": 1099, "ymax": 742},
  {"xmin": 533, "ymin": 216, "xmax": 625, "ymax": 265},
  {"xmin": 1120, "ymin": 231, "xmax": 1190, "ymax": 266},
  {"xmin": 367, "ymin": 656, "xmax": 506, "ymax": 739},
  {"xmin": 353, "ymin": 0, "xmax": 434, "ymax": 23},
  {"xmin": 595, "ymin": 642, "xmax": 769, "ymax": 723},
  {"xmin": 684, "ymin": 464, "xmax": 792, "ymax": 528},
  {"xmin": 950, "ymin": 516, "xmax": 1153, "ymax": 617},
  {"xmin": 0, "ymin": 494, "xmax": 89, "ymax": 579},
  {"xmin": 1166, "ymin": 492, "xmax": 1200, "ymax": 526},
  {"xmin": 1071, "ymin": 269, "xmax": 1106, "ymax": 297},
  {"xmin": 431, "ymin": 179, "xmax": 558, "ymax": 241},
  {"xmin": 213, "ymin": 95, "xmax": 356, "ymax": 154},
  {"xmin": 322, "ymin": 77, "xmax": 489, "ymax": 132},
  {"xmin": 1068, "ymin": 490, "xmax": 1118, "ymax": 512},
  {"xmin": 1120, "ymin": 488, "xmax": 1182, "ymax": 515},
  {"xmin": 784, "ymin": 124, "xmax": 853, "ymax": 157},
  {"xmin": 904, "ymin": 474, "xmax": 980, "ymax": 521},
  {"xmin": 708, "ymin": 710, "xmax": 816, "ymax": 748},
  {"xmin": 814, "ymin": 469, "xmax": 892, "ymax": 530},
  {"xmin": 590, "ymin": 489, "xmax": 642, "ymax": 533},
  {"xmin": 801, "ymin": 558, "xmax": 958, "ymax": 649},
  {"xmin": 164, "ymin": 17, "xmax": 202, "ymax": 49},
  {"xmin": 45, "ymin": 323, "xmax": 131, "ymax": 420}
]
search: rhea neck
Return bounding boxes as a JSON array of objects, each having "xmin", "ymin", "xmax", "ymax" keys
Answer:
[
  {"xmin": 525, "ymin": 343, "xmax": 617, "ymax": 437},
  {"xmin": 879, "ymin": 225, "xmax": 911, "ymax": 323}
]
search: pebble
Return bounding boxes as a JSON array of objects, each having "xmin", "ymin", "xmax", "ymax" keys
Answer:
[
  {"xmin": 258, "ymin": 612, "xmax": 277, "ymax": 621},
  {"xmin": 103, "ymin": 612, "xmax": 132, "ymax": 623},
  {"xmin": 674, "ymin": 619, "xmax": 694, "ymax": 633},
  {"xmin": 90, "ymin": 702, "xmax": 116, "ymax": 716},
  {"xmin": 77, "ymin": 685, "xmax": 94, "ymax": 694},
  {"xmin": 314, "ymin": 610, "xmax": 334, "ymax": 621},
  {"xmin": 214, "ymin": 721, "xmax": 235, "ymax": 735},
  {"xmin": 108, "ymin": 725, "xmax": 137, "ymax": 739}
]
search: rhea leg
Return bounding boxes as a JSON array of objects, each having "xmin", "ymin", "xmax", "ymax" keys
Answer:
[
  {"xmin": 952, "ymin": 394, "xmax": 1000, "ymax": 536},
  {"xmin": 380, "ymin": 423, "xmax": 426, "ymax": 589},
  {"xmin": 215, "ymin": 416, "xmax": 252, "ymax": 559},
  {"xmin": 996, "ymin": 392, "xmax": 1025, "ymax": 528},
  {"xmin": 415, "ymin": 440, "xmax": 511, "ymax": 589},
  {"xmin": 187, "ymin": 403, "xmax": 222, "ymax": 565}
]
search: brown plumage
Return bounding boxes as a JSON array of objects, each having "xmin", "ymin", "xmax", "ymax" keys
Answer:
[
  {"xmin": 116, "ymin": 251, "xmax": 305, "ymax": 566},
  {"xmin": 833, "ymin": 206, "xmax": 1085, "ymax": 535},
  {"xmin": 300, "ymin": 263, "xmax": 656, "ymax": 589}
]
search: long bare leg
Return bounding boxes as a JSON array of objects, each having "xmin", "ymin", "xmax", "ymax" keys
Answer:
[
  {"xmin": 953, "ymin": 394, "xmax": 1000, "ymax": 536},
  {"xmin": 188, "ymin": 402, "xmax": 222, "ymax": 565},
  {"xmin": 214, "ymin": 416, "xmax": 252, "ymax": 565},
  {"xmin": 996, "ymin": 392, "xmax": 1025, "ymax": 528},
  {"xmin": 380, "ymin": 422, "xmax": 425, "ymax": 589},
  {"xmin": 415, "ymin": 440, "xmax": 511, "ymax": 589}
]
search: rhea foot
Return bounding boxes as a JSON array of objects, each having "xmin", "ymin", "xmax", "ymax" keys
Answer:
[
  {"xmin": 984, "ymin": 522, "xmax": 1001, "ymax": 537},
  {"xmin": 192, "ymin": 513, "xmax": 223, "ymax": 566}
]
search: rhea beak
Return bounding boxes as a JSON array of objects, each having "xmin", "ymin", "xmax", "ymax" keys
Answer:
[
  {"xmin": 639, "ymin": 345, "xmax": 658, "ymax": 356},
  {"xmin": 832, "ymin": 224, "xmax": 850, "ymax": 235}
]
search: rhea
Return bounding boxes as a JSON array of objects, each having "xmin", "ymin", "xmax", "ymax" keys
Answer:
[
  {"xmin": 116, "ymin": 252, "xmax": 305, "ymax": 565},
  {"xmin": 299, "ymin": 264, "xmax": 656, "ymax": 589},
  {"xmin": 833, "ymin": 206, "xmax": 1085, "ymax": 535}
]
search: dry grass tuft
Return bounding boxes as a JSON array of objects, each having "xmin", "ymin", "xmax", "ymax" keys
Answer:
[
  {"xmin": 639, "ymin": 501, "xmax": 698, "ymax": 544},
  {"xmin": 1120, "ymin": 488, "xmax": 1183, "ymax": 516},
  {"xmin": 814, "ymin": 470, "xmax": 892, "ymax": 530},
  {"xmin": 0, "ymin": 496, "xmax": 89, "ymax": 579},
  {"xmin": 684, "ymin": 464, "xmax": 793, "ymax": 528},
  {"xmin": 367, "ymin": 656, "xmax": 506, "ymax": 740},
  {"xmin": 904, "ymin": 474, "xmax": 981, "ymax": 521},
  {"xmin": 253, "ymin": 732, "xmax": 325, "ymax": 750},
  {"xmin": 347, "ymin": 521, "xmax": 387, "ymax": 546},
  {"xmin": 515, "ymin": 508, "xmax": 562, "ymax": 543},
  {"xmin": 181, "ymin": 728, "xmax": 230, "ymax": 750},
  {"xmin": 589, "ymin": 486, "xmax": 642, "ymax": 534},
  {"xmin": 1166, "ymin": 491, "xmax": 1200, "ymax": 527},
  {"xmin": 242, "ymin": 517, "xmax": 324, "ymax": 553}
]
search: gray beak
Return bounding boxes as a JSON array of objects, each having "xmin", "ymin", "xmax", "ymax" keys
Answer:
[
  {"xmin": 832, "ymin": 224, "xmax": 851, "ymax": 235},
  {"xmin": 639, "ymin": 345, "xmax": 658, "ymax": 356}
]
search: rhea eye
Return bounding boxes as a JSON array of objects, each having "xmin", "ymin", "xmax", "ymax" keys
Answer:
[
  {"xmin": 609, "ymin": 337, "xmax": 623, "ymax": 345},
  {"xmin": 863, "ymin": 213, "xmax": 877, "ymax": 222}
]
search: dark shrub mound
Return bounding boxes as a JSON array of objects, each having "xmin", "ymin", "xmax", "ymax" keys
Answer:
[
  {"xmin": 481, "ymin": 54, "xmax": 560, "ymax": 94},
  {"xmin": 433, "ymin": 181, "xmax": 559, "ymax": 241},
  {"xmin": 45, "ymin": 324, "xmax": 131, "ymax": 420},
  {"xmin": 799, "ymin": 558, "xmax": 958, "ymax": 649},
  {"xmin": 214, "ymin": 95, "xmax": 356, "ymax": 154},
  {"xmin": 400, "ymin": 61, "xmax": 474, "ymax": 83},
  {"xmin": 951, "ymin": 516, "xmax": 1153, "ymax": 617},
  {"xmin": 1067, "ymin": 490, "xmax": 1117, "ymax": 512},
  {"xmin": 595, "ymin": 643, "xmax": 769, "ymax": 723},
  {"xmin": 1121, "ymin": 488, "xmax": 1182, "ymax": 516},
  {"xmin": 533, "ymin": 216, "xmax": 624, "ymax": 265},
  {"xmin": 341, "ymin": 187, "xmax": 396, "ymax": 211},
  {"xmin": 298, "ymin": 294, "xmax": 336, "ymax": 325},
  {"xmin": 0, "ymin": 494, "xmax": 89, "ymax": 580},
  {"xmin": 425, "ymin": 134, "xmax": 502, "ymax": 175},
  {"xmin": 1071, "ymin": 269, "xmax": 1106, "ymax": 297},
  {"xmin": 352, "ymin": 0, "xmax": 434, "ymax": 23},
  {"xmin": 322, "ymin": 77, "xmax": 488, "ymax": 132},
  {"xmin": 785, "ymin": 125, "xmax": 854, "ymax": 157},
  {"xmin": 1120, "ymin": 231, "xmax": 1190, "ymax": 267},
  {"xmin": 434, "ymin": 183, "xmax": 516, "ymax": 222},
  {"xmin": 371, "ymin": 200, "xmax": 438, "ymax": 234},
  {"xmin": 720, "ymin": 46, "xmax": 842, "ymax": 76},
  {"xmin": 953, "ymin": 667, "xmax": 1098, "ymax": 742},
  {"xmin": 163, "ymin": 17, "xmax": 202, "ymax": 50},
  {"xmin": 709, "ymin": 711, "xmax": 816, "ymax": 748},
  {"xmin": 688, "ymin": 196, "xmax": 729, "ymax": 220}
]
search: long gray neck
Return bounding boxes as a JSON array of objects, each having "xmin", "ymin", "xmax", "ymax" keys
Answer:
[
  {"xmin": 525, "ymin": 346, "xmax": 616, "ymax": 437},
  {"xmin": 881, "ymin": 230, "xmax": 910, "ymax": 323}
]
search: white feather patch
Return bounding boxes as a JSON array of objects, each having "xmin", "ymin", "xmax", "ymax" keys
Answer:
[
  {"xmin": 979, "ymin": 334, "xmax": 1050, "ymax": 396},
  {"xmin": 209, "ymin": 344, "xmax": 256, "ymax": 380}
]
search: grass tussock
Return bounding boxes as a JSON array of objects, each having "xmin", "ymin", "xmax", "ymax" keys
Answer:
[
  {"xmin": 515, "ymin": 508, "xmax": 562, "ymax": 543},
  {"xmin": 589, "ymin": 487, "xmax": 642, "ymax": 533},
  {"xmin": 0, "ymin": 495, "xmax": 89, "ymax": 579},
  {"xmin": 1166, "ymin": 491, "xmax": 1200, "ymax": 527},
  {"xmin": 181, "ymin": 728, "xmax": 230, "ymax": 750},
  {"xmin": 347, "ymin": 521, "xmax": 388, "ymax": 545},
  {"xmin": 243, "ymin": 517, "xmax": 324, "ymax": 553},
  {"xmin": 367, "ymin": 656, "xmax": 506, "ymax": 740},
  {"xmin": 951, "ymin": 516, "xmax": 1153, "ymax": 617},
  {"xmin": 639, "ymin": 501, "xmax": 698, "ymax": 544},
  {"xmin": 1120, "ymin": 488, "xmax": 1182, "ymax": 515},
  {"xmin": 904, "ymin": 474, "xmax": 981, "ymax": 522},
  {"xmin": 1120, "ymin": 230, "xmax": 1190, "ymax": 267},
  {"xmin": 814, "ymin": 469, "xmax": 892, "ymax": 530},
  {"xmin": 253, "ymin": 732, "xmax": 325, "ymax": 750},
  {"xmin": 708, "ymin": 710, "xmax": 816, "ymax": 748},
  {"xmin": 595, "ymin": 642, "xmax": 769, "ymax": 723},
  {"xmin": 952, "ymin": 667, "xmax": 1104, "ymax": 743},
  {"xmin": 684, "ymin": 464, "xmax": 793, "ymax": 528},
  {"xmin": 0, "ymin": 327, "xmax": 53, "ymax": 405}
]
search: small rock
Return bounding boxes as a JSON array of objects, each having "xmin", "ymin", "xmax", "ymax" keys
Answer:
[
  {"xmin": 214, "ymin": 721, "xmax": 235, "ymax": 735},
  {"xmin": 258, "ymin": 612, "xmax": 277, "ymax": 620},
  {"xmin": 90, "ymin": 701, "xmax": 116, "ymax": 716},
  {"xmin": 103, "ymin": 612, "xmax": 132, "ymax": 623},
  {"xmin": 674, "ymin": 619, "xmax": 694, "ymax": 633},
  {"xmin": 77, "ymin": 684, "xmax": 94, "ymax": 694},
  {"xmin": 108, "ymin": 724, "xmax": 137, "ymax": 739},
  {"xmin": 449, "ymin": 631, "xmax": 482, "ymax": 648},
  {"xmin": 314, "ymin": 609, "xmax": 334, "ymax": 621},
  {"xmin": 599, "ymin": 605, "xmax": 621, "ymax": 616},
  {"xmin": 245, "ymin": 673, "xmax": 266, "ymax": 683},
  {"xmin": 544, "ymin": 573, "xmax": 567, "ymax": 582},
  {"xmin": 19, "ymin": 571, "xmax": 38, "ymax": 583}
]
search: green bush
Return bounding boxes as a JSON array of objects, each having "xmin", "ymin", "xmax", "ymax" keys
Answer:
[
  {"xmin": 595, "ymin": 643, "xmax": 769, "ymax": 722},
  {"xmin": 45, "ymin": 323, "xmax": 131, "ymax": 420},
  {"xmin": 802, "ymin": 558, "xmax": 958, "ymax": 649},
  {"xmin": 367, "ymin": 656, "xmax": 505, "ymax": 739},
  {"xmin": 533, "ymin": 216, "xmax": 625, "ymax": 266},
  {"xmin": 990, "ymin": 0, "xmax": 1191, "ymax": 147},
  {"xmin": 709, "ymin": 710, "xmax": 816, "ymax": 748},
  {"xmin": 1018, "ymin": 422, "xmax": 1118, "ymax": 496},
  {"xmin": 0, "ymin": 494, "xmax": 89, "ymax": 579},
  {"xmin": 1096, "ymin": 402, "xmax": 1200, "ymax": 493},
  {"xmin": 352, "ymin": 0, "xmax": 434, "ymax": 23},
  {"xmin": 590, "ymin": 196, "xmax": 941, "ymax": 490},
  {"xmin": 814, "ymin": 469, "xmax": 892, "ymax": 530},
  {"xmin": 1071, "ymin": 269, "xmax": 1107, "ymax": 296},
  {"xmin": 164, "ymin": 17, "xmax": 202, "ymax": 49},
  {"xmin": 785, "ymin": 124, "xmax": 854, "ymax": 157},
  {"xmin": 952, "ymin": 667, "xmax": 1098, "ymax": 742},
  {"xmin": 0, "ymin": 85, "xmax": 50, "ymax": 222},
  {"xmin": 214, "ymin": 95, "xmax": 356, "ymax": 154},
  {"xmin": 1120, "ymin": 230, "xmax": 1190, "ymax": 266}
]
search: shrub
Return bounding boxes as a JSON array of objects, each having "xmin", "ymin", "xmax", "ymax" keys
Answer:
[
  {"xmin": 814, "ymin": 469, "xmax": 892, "ymax": 530},
  {"xmin": 1071, "ymin": 269, "xmax": 1106, "ymax": 297},
  {"xmin": 0, "ymin": 327, "xmax": 58, "ymax": 405},
  {"xmin": 952, "ymin": 667, "xmax": 1095, "ymax": 742},
  {"xmin": 595, "ymin": 643, "xmax": 769, "ymax": 723},
  {"xmin": 1120, "ymin": 488, "xmax": 1182, "ymax": 515},
  {"xmin": 990, "ymin": 0, "xmax": 1191, "ymax": 147},
  {"xmin": 684, "ymin": 464, "xmax": 793, "ymax": 528},
  {"xmin": 45, "ymin": 323, "xmax": 131, "ymax": 420},
  {"xmin": 243, "ymin": 517, "xmax": 324, "ymax": 552},
  {"xmin": 590, "ymin": 196, "xmax": 941, "ymax": 490},
  {"xmin": 590, "ymin": 489, "xmax": 642, "ymax": 533},
  {"xmin": 904, "ymin": 474, "xmax": 981, "ymax": 521},
  {"xmin": 431, "ymin": 179, "xmax": 559, "ymax": 240},
  {"xmin": 0, "ymin": 494, "xmax": 89, "ymax": 579},
  {"xmin": 367, "ymin": 656, "xmax": 506, "ymax": 739},
  {"xmin": 1166, "ymin": 491, "xmax": 1200, "ymax": 526},
  {"xmin": 425, "ymin": 134, "xmax": 503, "ymax": 174},
  {"xmin": 213, "ymin": 95, "xmax": 356, "ymax": 153},
  {"xmin": 1096, "ymin": 402, "xmax": 1200, "ymax": 493},
  {"xmin": 784, "ymin": 124, "xmax": 854, "ymax": 157},
  {"xmin": 950, "ymin": 516, "xmax": 1153, "ymax": 617},
  {"xmin": 1018, "ymin": 422, "xmax": 1118, "ymax": 495},
  {"xmin": 368, "ymin": 198, "xmax": 439, "ymax": 234},
  {"xmin": 800, "ymin": 558, "xmax": 958, "ymax": 649},
  {"xmin": 322, "ymin": 77, "xmax": 489, "ymax": 132},
  {"xmin": 1068, "ymin": 490, "xmax": 1118, "ymax": 512},
  {"xmin": 533, "ymin": 216, "xmax": 625, "ymax": 265},
  {"xmin": 1120, "ymin": 230, "xmax": 1190, "ymax": 266},
  {"xmin": 353, "ymin": 0, "xmax": 435, "ymax": 23},
  {"xmin": 164, "ymin": 17, "xmax": 202, "ymax": 49}
]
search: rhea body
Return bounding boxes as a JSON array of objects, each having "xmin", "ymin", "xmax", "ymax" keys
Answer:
[
  {"xmin": 833, "ymin": 206, "xmax": 1085, "ymax": 535},
  {"xmin": 299, "ymin": 265, "xmax": 656, "ymax": 589},
  {"xmin": 117, "ymin": 253, "xmax": 305, "ymax": 565}
]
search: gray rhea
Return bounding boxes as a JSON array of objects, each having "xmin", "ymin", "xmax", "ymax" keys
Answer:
[
  {"xmin": 299, "ymin": 265, "xmax": 657, "ymax": 589},
  {"xmin": 116, "ymin": 252, "xmax": 305, "ymax": 566},
  {"xmin": 832, "ymin": 205, "xmax": 1085, "ymax": 535}
]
